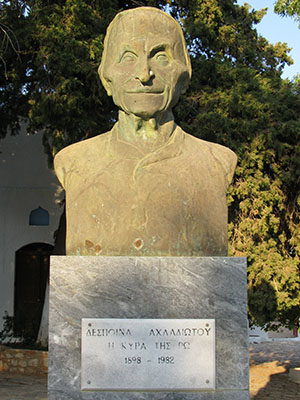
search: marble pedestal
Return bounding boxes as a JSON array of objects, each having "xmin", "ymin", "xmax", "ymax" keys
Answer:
[{"xmin": 48, "ymin": 256, "xmax": 249, "ymax": 400}]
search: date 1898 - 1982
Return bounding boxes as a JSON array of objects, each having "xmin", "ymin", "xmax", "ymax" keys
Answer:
[{"xmin": 124, "ymin": 356, "xmax": 175, "ymax": 364}]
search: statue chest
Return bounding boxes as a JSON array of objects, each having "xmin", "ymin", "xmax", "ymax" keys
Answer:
[{"xmin": 64, "ymin": 153, "xmax": 228, "ymax": 256}]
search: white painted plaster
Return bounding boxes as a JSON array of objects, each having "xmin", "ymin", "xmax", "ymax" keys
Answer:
[{"xmin": 0, "ymin": 125, "xmax": 62, "ymax": 330}]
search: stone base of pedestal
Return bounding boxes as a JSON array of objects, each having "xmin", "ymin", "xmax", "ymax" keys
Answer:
[{"xmin": 48, "ymin": 256, "xmax": 249, "ymax": 400}]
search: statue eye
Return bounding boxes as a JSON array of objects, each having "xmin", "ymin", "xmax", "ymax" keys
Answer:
[
  {"xmin": 154, "ymin": 52, "xmax": 170, "ymax": 65},
  {"xmin": 120, "ymin": 51, "xmax": 137, "ymax": 63}
]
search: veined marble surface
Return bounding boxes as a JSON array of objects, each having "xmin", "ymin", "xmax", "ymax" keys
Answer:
[{"xmin": 48, "ymin": 256, "xmax": 249, "ymax": 400}]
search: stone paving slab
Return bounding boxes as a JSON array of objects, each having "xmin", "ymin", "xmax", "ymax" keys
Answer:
[
  {"xmin": 249, "ymin": 340, "xmax": 300, "ymax": 399},
  {"xmin": 250, "ymin": 339, "xmax": 300, "ymax": 367},
  {"xmin": 0, "ymin": 372, "xmax": 47, "ymax": 400},
  {"xmin": 250, "ymin": 361, "xmax": 300, "ymax": 399},
  {"xmin": 0, "ymin": 340, "xmax": 299, "ymax": 399}
]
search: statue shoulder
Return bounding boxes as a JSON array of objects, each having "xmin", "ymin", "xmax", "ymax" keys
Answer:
[
  {"xmin": 209, "ymin": 141, "xmax": 237, "ymax": 186},
  {"xmin": 185, "ymin": 133, "xmax": 237, "ymax": 186},
  {"xmin": 54, "ymin": 132, "xmax": 109, "ymax": 188}
]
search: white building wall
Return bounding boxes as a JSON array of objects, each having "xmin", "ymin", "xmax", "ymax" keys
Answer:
[{"xmin": 0, "ymin": 126, "xmax": 61, "ymax": 330}]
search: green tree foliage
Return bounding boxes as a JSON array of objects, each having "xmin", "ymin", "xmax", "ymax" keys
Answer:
[
  {"xmin": 1, "ymin": 0, "xmax": 300, "ymax": 329},
  {"xmin": 1, "ymin": 0, "xmax": 117, "ymax": 155},
  {"xmin": 1, "ymin": 0, "xmax": 162, "ymax": 154},
  {"xmin": 274, "ymin": 0, "xmax": 300, "ymax": 26},
  {"xmin": 172, "ymin": 0, "xmax": 300, "ymax": 330}
]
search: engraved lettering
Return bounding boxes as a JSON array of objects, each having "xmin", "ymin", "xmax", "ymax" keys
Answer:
[
  {"xmin": 121, "ymin": 342, "xmax": 147, "ymax": 350},
  {"xmin": 155, "ymin": 342, "xmax": 171, "ymax": 350},
  {"xmin": 205, "ymin": 328, "xmax": 211, "ymax": 335},
  {"xmin": 124, "ymin": 357, "xmax": 142, "ymax": 364},
  {"xmin": 158, "ymin": 356, "xmax": 175, "ymax": 364},
  {"xmin": 178, "ymin": 341, "xmax": 190, "ymax": 349},
  {"xmin": 149, "ymin": 327, "xmax": 211, "ymax": 336},
  {"xmin": 86, "ymin": 328, "xmax": 132, "ymax": 337},
  {"xmin": 82, "ymin": 319, "xmax": 215, "ymax": 390}
]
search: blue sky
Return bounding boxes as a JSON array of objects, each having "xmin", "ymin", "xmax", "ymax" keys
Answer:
[{"xmin": 236, "ymin": 0, "xmax": 300, "ymax": 80}]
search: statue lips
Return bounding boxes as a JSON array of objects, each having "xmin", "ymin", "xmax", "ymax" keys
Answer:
[
  {"xmin": 125, "ymin": 89, "xmax": 165, "ymax": 94},
  {"xmin": 121, "ymin": 85, "xmax": 169, "ymax": 116},
  {"xmin": 125, "ymin": 82, "xmax": 166, "ymax": 95}
]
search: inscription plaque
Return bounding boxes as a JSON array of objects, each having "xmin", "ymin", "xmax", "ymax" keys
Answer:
[{"xmin": 81, "ymin": 318, "xmax": 215, "ymax": 391}]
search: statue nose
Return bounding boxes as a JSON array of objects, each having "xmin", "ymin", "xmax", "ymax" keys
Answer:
[{"xmin": 135, "ymin": 59, "xmax": 154, "ymax": 83}]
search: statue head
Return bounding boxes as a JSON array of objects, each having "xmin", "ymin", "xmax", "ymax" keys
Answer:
[{"xmin": 98, "ymin": 7, "xmax": 192, "ymax": 120}]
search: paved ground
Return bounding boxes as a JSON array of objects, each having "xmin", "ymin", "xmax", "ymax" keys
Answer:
[
  {"xmin": 250, "ymin": 340, "xmax": 300, "ymax": 399},
  {"xmin": 0, "ymin": 372, "xmax": 47, "ymax": 399},
  {"xmin": 0, "ymin": 340, "xmax": 299, "ymax": 399}
]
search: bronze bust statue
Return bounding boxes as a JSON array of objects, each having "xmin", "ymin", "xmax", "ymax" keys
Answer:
[{"xmin": 54, "ymin": 7, "xmax": 237, "ymax": 256}]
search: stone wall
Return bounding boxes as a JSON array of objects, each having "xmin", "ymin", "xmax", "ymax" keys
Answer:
[{"xmin": 0, "ymin": 345, "xmax": 48, "ymax": 376}]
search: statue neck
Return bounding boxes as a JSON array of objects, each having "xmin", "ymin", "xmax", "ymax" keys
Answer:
[{"xmin": 117, "ymin": 111, "xmax": 175, "ymax": 153}]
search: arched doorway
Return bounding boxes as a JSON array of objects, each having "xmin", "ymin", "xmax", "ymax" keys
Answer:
[{"xmin": 14, "ymin": 243, "xmax": 53, "ymax": 342}]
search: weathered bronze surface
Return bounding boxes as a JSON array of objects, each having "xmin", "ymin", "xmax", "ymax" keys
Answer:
[{"xmin": 54, "ymin": 7, "xmax": 237, "ymax": 256}]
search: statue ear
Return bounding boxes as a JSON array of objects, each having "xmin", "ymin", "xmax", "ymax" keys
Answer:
[
  {"xmin": 98, "ymin": 64, "xmax": 112, "ymax": 96},
  {"xmin": 179, "ymin": 71, "xmax": 191, "ymax": 95},
  {"xmin": 102, "ymin": 78, "xmax": 112, "ymax": 97}
]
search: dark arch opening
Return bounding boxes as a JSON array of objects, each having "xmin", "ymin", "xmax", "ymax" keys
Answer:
[{"xmin": 14, "ymin": 242, "xmax": 54, "ymax": 342}]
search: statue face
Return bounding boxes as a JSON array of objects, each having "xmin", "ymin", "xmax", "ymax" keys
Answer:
[{"xmin": 100, "ymin": 10, "xmax": 190, "ymax": 119}]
